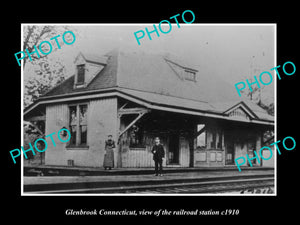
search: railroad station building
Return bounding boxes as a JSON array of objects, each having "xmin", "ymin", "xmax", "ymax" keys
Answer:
[{"xmin": 24, "ymin": 48, "xmax": 274, "ymax": 168}]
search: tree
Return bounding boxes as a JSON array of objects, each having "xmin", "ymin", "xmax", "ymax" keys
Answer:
[
  {"xmin": 23, "ymin": 25, "xmax": 74, "ymax": 66},
  {"xmin": 240, "ymin": 55, "xmax": 274, "ymax": 116},
  {"xmin": 23, "ymin": 25, "xmax": 76, "ymax": 107},
  {"xmin": 24, "ymin": 59, "xmax": 66, "ymax": 106},
  {"xmin": 23, "ymin": 121, "xmax": 44, "ymax": 165},
  {"xmin": 23, "ymin": 25, "xmax": 77, "ymax": 165}
]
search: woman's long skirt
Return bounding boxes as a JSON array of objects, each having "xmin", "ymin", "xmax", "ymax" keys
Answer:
[{"xmin": 103, "ymin": 148, "xmax": 114, "ymax": 168}]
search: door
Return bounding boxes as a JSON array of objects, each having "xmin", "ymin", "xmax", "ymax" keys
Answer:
[
  {"xmin": 247, "ymin": 138, "xmax": 257, "ymax": 165},
  {"xmin": 168, "ymin": 132, "xmax": 180, "ymax": 164},
  {"xmin": 225, "ymin": 134, "xmax": 235, "ymax": 165}
]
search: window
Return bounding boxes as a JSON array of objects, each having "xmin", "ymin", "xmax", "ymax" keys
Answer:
[
  {"xmin": 79, "ymin": 105, "xmax": 87, "ymax": 144},
  {"xmin": 196, "ymin": 124, "xmax": 206, "ymax": 149},
  {"xmin": 184, "ymin": 70, "xmax": 196, "ymax": 81},
  {"xmin": 210, "ymin": 129, "xmax": 222, "ymax": 149},
  {"xmin": 211, "ymin": 131, "xmax": 216, "ymax": 148},
  {"xmin": 217, "ymin": 131, "xmax": 222, "ymax": 149},
  {"xmin": 70, "ymin": 106, "xmax": 77, "ymax": 145},
  {"xmin": 77, "ymin": 64, "xmax": 85, "ymax": 84},
  {"xmin": 129, "ymin": 124, "xmax": 145, "ymax": 148},
  {"xmin": 68, "ymin": 104, "xmax": 88, "ymax": 147}
]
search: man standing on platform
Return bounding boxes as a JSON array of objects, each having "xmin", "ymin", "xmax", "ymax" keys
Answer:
[{"xmin": 151, "ymin": 137, "xmax": 165, "ymax": 176}]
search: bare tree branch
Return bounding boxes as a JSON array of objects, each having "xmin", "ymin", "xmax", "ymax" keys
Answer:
[
  {"xmin": 23, "ymin": 26, "xmax": 54, "ymax": 67},
  {"xmin": 23, "ymin": 26, "xmax": 36, "ymax": 51}
]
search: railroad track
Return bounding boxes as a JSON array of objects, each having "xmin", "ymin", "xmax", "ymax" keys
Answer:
[
  {"xmin": 25, "ymin": 174, "xmax": 274, "ymax": 194},
  {"xmin": 124, "ymin": 178, "xmax": 274, "ymax": 194}
]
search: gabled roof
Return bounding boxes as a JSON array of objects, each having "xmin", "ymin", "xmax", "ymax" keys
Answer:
[
  {"xmin": 78, "ymin": 52, "xmax": 108, "ymax": 65},
  {"xmin": 43, "ymin": 48, "xmax": 238, "ymax": 102},
  {"xmin": 43, "ymin": 49, "xmax": 119, "ymax": 97},
  {"xmin": 25, "ymin": 48, "xmax": 274, "ymax": 124},
  {"xmin": 212, "ymin": 100, "xmax": 274, "ymax": 121}
]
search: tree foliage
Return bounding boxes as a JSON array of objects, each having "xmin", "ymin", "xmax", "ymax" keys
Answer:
[
  {"xmin": 24, "ymin": 60, "xmax": 66, "ymax": 106},
  {"xmin": 23, "ymin": 25, "xmax": 76, "ymax": 107},
  {"xmin": 23, "ymin": 25, "xmax": 73, "ymax": 65}
]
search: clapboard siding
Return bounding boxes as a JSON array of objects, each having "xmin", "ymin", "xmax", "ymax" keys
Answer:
[
  {"xmin": 120, "ymin": 131, "xmax": 190, "ymax": 167},
  {"xmin": 45, "ymin": 98, "xmax": 118, "ymax": 167},
  {"xmin": 122, "ymin": 149, "xmax": 154, "ymax": 168},
  {"xmin": 45, "ymin": 103, "xmax": 69, "ymax": 166},
  {"xmin": 120, "ymin": 131, "xmax": 159, "ymax": 168}
]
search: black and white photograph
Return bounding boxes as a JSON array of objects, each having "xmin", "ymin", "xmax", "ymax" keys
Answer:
[
  {"xmin": 4, "ymin": 4, "xmax": 299, "ymax": 223},
  {"xmin": 22, "ymin": 24, "xmax": 275, "ymax": 195}
]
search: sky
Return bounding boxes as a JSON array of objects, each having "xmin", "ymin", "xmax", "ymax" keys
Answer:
[{"xmin": 25, "ymin": 24, "xmax": 275, "ymax": 105}]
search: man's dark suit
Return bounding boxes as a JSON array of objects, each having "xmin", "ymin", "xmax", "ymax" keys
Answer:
[{"xmin": 151, "ymin": 144, "xmax": 165, "ymax": 175}]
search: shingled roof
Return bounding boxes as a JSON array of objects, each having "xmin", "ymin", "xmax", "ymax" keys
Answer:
[
  {"xmin": 26, "ymin": 48, "xmax": 274, "ymax": 123},
  {"xmin": 43, "ymin": 49, "xmax": 119, "ymax": 97},
  {"xmin": 44, "ymin": 48, "xmax": 238, "ymax": 101}
]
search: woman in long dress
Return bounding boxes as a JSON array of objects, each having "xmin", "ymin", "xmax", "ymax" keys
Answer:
[{"xmin": 103, "ymin": 135, "xmax": 115, "ymax": 170}]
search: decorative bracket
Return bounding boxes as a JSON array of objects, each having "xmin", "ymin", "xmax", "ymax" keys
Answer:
[{"xmin": 117, "ymin": 107, "xmax": 150, "ymax": 139}]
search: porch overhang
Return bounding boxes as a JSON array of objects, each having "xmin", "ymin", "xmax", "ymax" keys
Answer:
[
  {"xmin": 24, "ymin": 87, "xmax": 274, "ymax": 127},
  {"xmin": 117, "ymin": 89, "xmax": 274, "ymax": 126}
]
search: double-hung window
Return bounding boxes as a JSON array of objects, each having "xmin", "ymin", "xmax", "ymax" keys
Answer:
[{"xmin": 69, "ymin": 104, "xmax": 88, "ymax": 148}]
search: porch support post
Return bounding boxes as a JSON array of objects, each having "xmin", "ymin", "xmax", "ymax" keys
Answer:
[
  {"xmin": 116, "ymin": 111, "xmax": 122, "ymax": 168},
  {"xmin": 188, "ymin": 125, "xmax": 197, "ymax": 167}
]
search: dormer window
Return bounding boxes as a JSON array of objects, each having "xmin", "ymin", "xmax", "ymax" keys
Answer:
[
  {"xmin": 77, "ymin": 64, "xmax": 85, "ymax": 85},
  {"xmin": 164, "ymin": 58, "xmax": 197, "ymax": 82},
  {"xmin": 184, "ymin": 70, "xmax": 196, "ymax": 81},
  {"xmin": 73, "ymin": 52, "xmax": 107, "ymax": 89}
]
